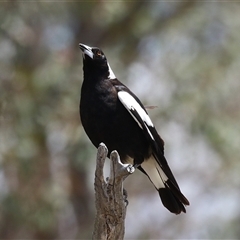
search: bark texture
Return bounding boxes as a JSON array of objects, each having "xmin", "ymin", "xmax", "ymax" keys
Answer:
[{"xmin": 92, "ymin": 143, "xmax": 135, "ymax": 240}]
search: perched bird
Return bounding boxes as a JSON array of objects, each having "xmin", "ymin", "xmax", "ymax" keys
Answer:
[{"xmin": 79, "ymin": 43, "xmax": 189, "ymax": 214}]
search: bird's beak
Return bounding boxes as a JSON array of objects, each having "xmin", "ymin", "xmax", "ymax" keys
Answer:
[{"xmin": 79, "ymin": 43, "xmax": 94, "ymax": 59}]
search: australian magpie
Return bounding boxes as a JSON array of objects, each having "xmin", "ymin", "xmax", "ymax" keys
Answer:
[{"xmin": 79, "ymin": 43, "xmax": 189, "ymax": 214}]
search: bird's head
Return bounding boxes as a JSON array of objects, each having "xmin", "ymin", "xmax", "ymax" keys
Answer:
[
  {"xmin": 79, "ymin": 43, "xmax": 107, "ymax": 68},
  {"xmin": 79, "ymin": 43, "xmax": 116, "ymax": 80}
]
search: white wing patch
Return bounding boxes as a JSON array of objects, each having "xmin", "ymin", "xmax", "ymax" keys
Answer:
[
  {"xmin": 118, "ymin": 91, "xmax": 153, "ymax": 127},
  {"xmin": 118, "ymin": 91, "xmax": 154, "ymax": 139}
]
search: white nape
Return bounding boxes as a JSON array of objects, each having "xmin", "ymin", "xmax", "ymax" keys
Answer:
[{"xmin": 107, "ymin": 63, "xmax": 116, "ymax": 79}]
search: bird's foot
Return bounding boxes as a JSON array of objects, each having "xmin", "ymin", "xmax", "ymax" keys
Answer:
[{"xmin": 126, "ymin": 164, "xmax": 135, "ymax": 173}]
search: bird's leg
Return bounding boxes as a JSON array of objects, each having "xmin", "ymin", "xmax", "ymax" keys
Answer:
[
  {"xmin": 133, "ymin": 163, "xmax": 140, "ymax": 169},
  {"xmin": 132, "ymin": 156, "xmax": 144, "ymax": 170}
]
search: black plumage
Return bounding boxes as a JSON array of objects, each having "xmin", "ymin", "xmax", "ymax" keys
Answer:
[{"xmin": 79, "ymin": 43, "xmax": 189, "ymax": 214}]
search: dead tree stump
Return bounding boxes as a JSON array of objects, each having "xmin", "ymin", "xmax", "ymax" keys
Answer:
[{"xmin": 92, "ymin": 143, "xmax": 135, "ymax": 240}]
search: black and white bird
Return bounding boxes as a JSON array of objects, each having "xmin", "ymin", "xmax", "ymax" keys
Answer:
[{"xmin": 79, "ymin": 43, "xmax": 189, "ymax": 214}]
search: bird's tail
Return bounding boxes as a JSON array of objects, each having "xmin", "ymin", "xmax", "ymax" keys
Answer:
[{"xmin": 139, "ymin": 156, "xmax": 189, "ymax": 214}]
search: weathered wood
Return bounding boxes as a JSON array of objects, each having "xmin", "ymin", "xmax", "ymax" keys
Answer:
[{"xmin": 92, "ymin": 143, "xmax": 135, "ymax": 240}]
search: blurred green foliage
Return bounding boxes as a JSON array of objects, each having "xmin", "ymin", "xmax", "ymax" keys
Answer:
[{"xmin": 0, "ymin": 1, "xmax": 240, "ymax": 239}]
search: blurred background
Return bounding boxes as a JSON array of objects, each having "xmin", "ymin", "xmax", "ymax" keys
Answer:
[{"xmin": 0, "ymin": 1, "xmax": 240, "ymax": 239}]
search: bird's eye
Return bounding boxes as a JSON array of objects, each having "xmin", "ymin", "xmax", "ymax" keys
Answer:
[{"xmin": 96, "ymin": 51, "xmax": 102, "ymax": 56}]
